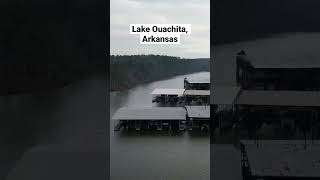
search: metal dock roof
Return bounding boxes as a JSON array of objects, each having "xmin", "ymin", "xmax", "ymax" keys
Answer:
[
  {"xmin": 151, "ymin": 88, "xmax": 185, "ymax": 95},
  {"xmin": 187, "ymin": 80, "xmax": 210, "ymax": 84},
  {"xmin": 185, "ymin": 106, "xmax": 210, "ymax": 119},
  {"xmin": 184, "ymin": 90, "xmax": 210, "ymax": 96},
  {"xmin": 112, "ymin": 107, "xmax": 186, "ymax": 120},
  {"xmin": 236, "ymin": 90, "xmax": 320, "ymax": 106},
  {"xmin": 185, "ymin": 76, "xmax": 210, "ymax": 84}
]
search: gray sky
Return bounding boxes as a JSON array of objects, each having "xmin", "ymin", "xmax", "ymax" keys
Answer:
[{"xmin": 110, "ymin": 0, "xmax": 210, "ymax": 58}]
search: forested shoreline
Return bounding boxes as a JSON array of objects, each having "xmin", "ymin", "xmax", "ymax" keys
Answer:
[{"xmin": 110, "ymin": 55, "xmax": 209, "ymax": 91}]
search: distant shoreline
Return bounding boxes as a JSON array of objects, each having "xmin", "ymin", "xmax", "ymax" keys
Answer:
[
  {"xmin": 110, "ymin": 55, "xmax": 209, "ymax": 92},
  {"xmin": 110, "ymin": 70, "xmax": 209, "ymax": 92}
]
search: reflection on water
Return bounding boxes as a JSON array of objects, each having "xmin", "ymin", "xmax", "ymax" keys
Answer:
[{"xmin": 110, "ymin": 72, "xmax": 210, "ymax": 180}]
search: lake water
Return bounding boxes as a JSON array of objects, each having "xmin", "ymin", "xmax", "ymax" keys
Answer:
[{"xmin": 110, "ymin": 72, "xmax": 210, "ymax": 180}]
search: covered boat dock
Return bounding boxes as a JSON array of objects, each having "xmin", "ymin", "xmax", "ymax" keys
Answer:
[
  {"xmin": 151, "ymin": 88, "xmax": 185, "ymax": 105},
  {"xmin": 184, "ymin": 78, "xmax": 210, "ymax": 90},
  {"xmin": 185, "ymin": 105, "xmax": 210, "ymax": 131},
  {"xmin": 112, "ymin": 107, "xmax": 187, "ymax": 131},
  {"xmin": 184, "ymin": 90, "xmax": 210, "ymax": 105}
]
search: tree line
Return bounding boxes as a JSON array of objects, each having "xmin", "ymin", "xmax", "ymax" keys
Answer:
[{"xmin": 110, "ymin": 55, "xmax": 209, "ymax": 91}]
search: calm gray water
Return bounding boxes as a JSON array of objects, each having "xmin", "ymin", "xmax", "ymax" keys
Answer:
[{"xmin": 110, "ymin": 72, "xmax": 210, "ymax": 180}]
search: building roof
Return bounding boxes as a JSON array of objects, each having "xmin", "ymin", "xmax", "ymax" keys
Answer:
[
  {"xmin": 236, "ymin": 90, "xmax": 320, "ymax": 107},
  {"xmin": 112, "ymin": 107, "xmax": 186, "ymax": 120},
  {"xmin": 187, "ymin": 80, "xmax": 210, "ymax": 84},
  {"xmin": 188, "ymin": 81, "xmax": 210, "ymax": 84},
  {"xmin": 241, "ymin": 140, "xmax": 320, "ymax": 177},
  {"xmin": 184, "ymin": 90, "xmax": 210, "ymax": 96},
  {"xmin": 212, "ymin": 86, "xmax": 241, "ymax": 105},
  {"xmin": 185, "ymin": 77, "xmax": 210, "ymax": 84},
  {"xmin": 151, "ymin": 88, "xmax": 185, "ymax": 95},
  {"xmin": 185, "ymin": 106, "xmax": 210, "ymax": 119}
]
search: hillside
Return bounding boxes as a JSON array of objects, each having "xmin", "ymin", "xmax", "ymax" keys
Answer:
[{"xmin": 110, "ymin": 55, "xmax": 209, "ymax": 91}]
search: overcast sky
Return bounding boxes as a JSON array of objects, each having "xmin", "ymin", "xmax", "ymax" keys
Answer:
[{"xmin": 110, "ymin": 0, "xmax": 210, "ymax": 58}]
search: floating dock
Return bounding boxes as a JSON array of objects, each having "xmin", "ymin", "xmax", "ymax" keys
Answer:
[
  {"xmin": 184, "ymin": 78, "xmax": 210, "ymax": 90},
  {"xmin": 151, "ymin": 88, "xmax": 210, "ymax": 106},
  {"xmin": 113, "ymin": 105, "xmax": 212, "ymax": 132},
  {"xmin": 151, "ymin": 88, "xmax": 185, "ymax": 105},
  {"xmin": 185, "ymin": 105, "xmax": 210, "ymax": 131},
  {"xmin": 112, "ymin": 107, "xmax": 187, "ymax": 131},
  {"xmin": 184, "ymin": 90, "xmax": 210, "ymax": 105},
  {"xmin": 113, "ymin": 76, "xmax": 211, "ymax": 133}
]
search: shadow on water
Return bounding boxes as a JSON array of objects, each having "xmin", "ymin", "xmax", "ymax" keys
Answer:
[
  {"xmin": 188, "ymin": 130, "xmax": 210, "ymax": 138},
  {"xmin": 115, "ymin": 129, "xmax": 210, "ymax": 139}
]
